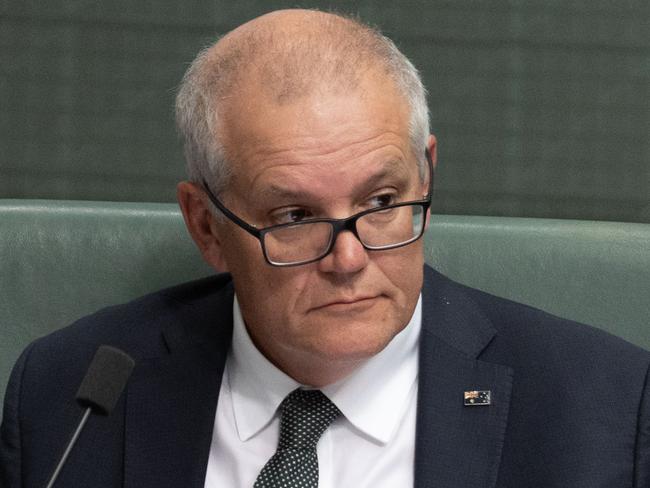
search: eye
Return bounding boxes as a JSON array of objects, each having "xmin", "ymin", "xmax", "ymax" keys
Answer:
[
  {"xmin": 367, "ymin": 193, "xmax": 397, "ymax": 209},
  {"xmin": 269, "ymin": 207, "xmax": 313, "ymax": 225}
]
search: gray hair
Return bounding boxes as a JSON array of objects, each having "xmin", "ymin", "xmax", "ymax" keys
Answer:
[{"xmin": 175, "ymin": 12, "xmax": 430, "ymax": 195}]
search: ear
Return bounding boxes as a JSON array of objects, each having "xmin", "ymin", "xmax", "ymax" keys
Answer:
[
  {"xmin": 424, "ymin": 134, "xmax": 438, "ymax": 229},
  {"xmin": 177, "ymin": 181, "xmax": 229, "ymax": 272},
  {"xmin": 427, "ymin": 134, "xmax": 438, "ymax": 169}
]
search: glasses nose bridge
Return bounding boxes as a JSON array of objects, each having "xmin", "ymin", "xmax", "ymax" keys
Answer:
[{"xmin": 329, "ymin": 214, "xmax": 364, "ymax": 249}]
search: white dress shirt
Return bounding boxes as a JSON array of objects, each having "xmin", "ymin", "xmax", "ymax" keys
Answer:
[{"xmin": 204, "ymin": 294, "xmax": 422, "ymax": 487}]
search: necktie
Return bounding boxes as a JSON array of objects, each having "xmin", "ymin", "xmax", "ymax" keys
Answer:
[{"xmin": 254, "ymin": 388, "xmax": 341, "ymax": 487}]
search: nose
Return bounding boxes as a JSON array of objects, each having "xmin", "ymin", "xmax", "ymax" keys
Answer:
[{"xmin": 317, "ymin": 230, "xmax": 369, "ymax": 274}]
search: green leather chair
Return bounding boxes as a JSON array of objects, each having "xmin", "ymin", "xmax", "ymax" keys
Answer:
[{"xmin": 2, "ymin": 199, "xmax": 649, "ymax": 418}]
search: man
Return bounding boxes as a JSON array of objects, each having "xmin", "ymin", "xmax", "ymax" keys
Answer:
[{"xmin": 1, "ymin": 9, "xmax": 649, "ymax": 488}]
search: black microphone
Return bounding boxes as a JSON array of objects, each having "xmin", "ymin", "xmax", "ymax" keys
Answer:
[{"xmin": 45, "ymin": 345, "xmax": 135, "ymax": 488}]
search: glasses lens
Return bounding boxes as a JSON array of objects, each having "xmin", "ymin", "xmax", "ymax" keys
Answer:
[
  {"xmin": 357, "ymin": 204, "xmax": 425, "ymax": 249},
  {"xmin": 264, "ymin": 222, "xmax": 333, "ymax": 265}
]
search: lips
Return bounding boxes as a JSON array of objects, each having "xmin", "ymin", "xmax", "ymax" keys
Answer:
[{"xmin": 312, "ymin": 295, "xmax": 379, "ymax": 311}]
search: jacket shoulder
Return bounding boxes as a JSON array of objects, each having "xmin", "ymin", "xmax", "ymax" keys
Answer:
[
  {"xmin": 27, "ymin": 273, "xmax": 234, "ymax": 363},
  {"xmin": 466, "ymin": 282, "xmax": 650, "ymax": 369},
  {"xmin": 424, "ymin": 266, "xmax": 650, "ymax": 377}
]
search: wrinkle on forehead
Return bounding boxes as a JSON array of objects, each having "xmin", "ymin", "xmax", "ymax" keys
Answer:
[
  {"xmin": 226, "ymin": 154, "xmax": 417, "ymax": 222},
  {"xmin": 236, "ymin": 131, "xmax": 412, "ymax": 193},
  {"xmin": 221, "ymin": 74, "xmax": 411, "ymax": 179},
  {"xmin": 238, "ymin": 126, "xmax": 407, "ymax": 167},
  {"xmin": 255, "ymin": 160, "xmax": 413, "ymax": 201}
]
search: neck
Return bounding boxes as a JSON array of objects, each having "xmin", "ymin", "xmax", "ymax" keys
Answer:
[{"xmin": 277, "ymin": 357, "xmax": 364, "ymax": 388}]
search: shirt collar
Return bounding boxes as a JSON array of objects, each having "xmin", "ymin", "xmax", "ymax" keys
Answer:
[
  {"xmin": 227, "ymin": 295, "xmax": 300, "ymax": 442},
  {"xmin": 228, "ymin": 294, "xmax": 422, "ymax": 445}
]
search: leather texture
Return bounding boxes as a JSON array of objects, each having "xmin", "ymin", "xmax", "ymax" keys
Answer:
[{"xmin": 1, "ymin": 199, "xmax": 649, "ymax": 419}]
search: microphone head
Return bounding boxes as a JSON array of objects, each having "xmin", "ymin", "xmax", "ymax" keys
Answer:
[{"xmin": 75, "ymin": 345, "xmax": 135, "ymax": 415}]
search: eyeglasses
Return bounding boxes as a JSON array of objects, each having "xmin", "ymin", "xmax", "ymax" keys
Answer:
[{"xmin": 202, "ymin": 149, "xmax": 434, "ymax": 267}]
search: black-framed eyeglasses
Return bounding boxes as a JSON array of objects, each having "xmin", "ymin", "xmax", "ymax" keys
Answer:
[{"xmin": 202, "ymin": 149, "xmax": 434, "ymax": 267}]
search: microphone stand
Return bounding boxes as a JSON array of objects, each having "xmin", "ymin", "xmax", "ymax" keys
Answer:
[{"xmin": 44, "ymin": 407, "xmax": 92, "ymax": 488}]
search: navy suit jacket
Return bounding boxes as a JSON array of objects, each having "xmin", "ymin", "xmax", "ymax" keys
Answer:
[{"xmin": 2, "ymin": 266, "xmax": 649, "ymax": 487}]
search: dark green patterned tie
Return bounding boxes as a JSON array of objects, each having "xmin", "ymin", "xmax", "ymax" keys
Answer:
[{"xmin": 254, "ymin": 389, "xmax": 341, "ymax": 488}]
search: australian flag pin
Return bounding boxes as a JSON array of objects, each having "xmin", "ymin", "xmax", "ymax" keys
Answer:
[{"xmin": 464, "ymin": 390, "xmax": 491, "ymax": 406}]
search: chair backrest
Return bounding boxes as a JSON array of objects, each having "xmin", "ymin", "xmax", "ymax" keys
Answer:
[
  {"xmin": 424, "ymin": 216, "xmax": 650, "ymax": 350},
  {"xmin": 2, "ymin": 199, "xmax": 649, "ymax": 417}
]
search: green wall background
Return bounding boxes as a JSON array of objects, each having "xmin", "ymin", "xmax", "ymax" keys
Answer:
[{"xmin": 1, "ymin": 1, "xmax": 649, "ymax": 222}]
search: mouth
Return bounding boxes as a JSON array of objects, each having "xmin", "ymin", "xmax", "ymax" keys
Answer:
[{"xmin": 312, "ymin": 295, "xmax": 380, "ymax": 312}]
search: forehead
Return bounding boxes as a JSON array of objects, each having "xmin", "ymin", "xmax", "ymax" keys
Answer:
[{"xmin": 220, "ymin": 72, "xmax": 414, "ymax": 195}]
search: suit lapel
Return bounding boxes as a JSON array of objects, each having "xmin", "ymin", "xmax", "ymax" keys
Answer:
[
  {"xmin": 415, "ymin": 268, "xmax": 514, "ymax": 488},
  {"xmin": 124, "ymin": 281, "xmax": 234, "ymax": 488}
]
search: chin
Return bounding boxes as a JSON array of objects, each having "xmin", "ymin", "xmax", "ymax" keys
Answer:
[{"xmin": 310, "ymin": 323, "xmax": 402, "ymax": 363}]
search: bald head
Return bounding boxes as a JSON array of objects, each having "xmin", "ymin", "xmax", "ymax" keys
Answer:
[
  {"xmin": 209, "ymin": 10, "xmax": 393, "ymax": 103},
  {"xmin": 176, "ymin": 9, "xmax": 429, "ymax": 193}
]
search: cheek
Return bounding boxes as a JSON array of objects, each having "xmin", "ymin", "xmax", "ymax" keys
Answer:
[
  {"xmin": 220, "ymin": 233, "xmax": 272, "ymax": 304},
  {"xmin": 232, "ymin": 266, "xmax": 317, "ymax": 362},
  {"xmin": 372, "ymin": 244, "xmax": 425, "ymax": 324},
  {"xmin": 224, "ymin": 237, "xmax": 312, "ymax": 325},
  {"xmin": 377, "ymin": 241, "xmax": 424, "ymax": 289}
]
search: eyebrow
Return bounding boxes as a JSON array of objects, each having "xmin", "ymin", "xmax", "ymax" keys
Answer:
[{"xmin": 256, "ymin": 160, "xmax": 413, "ymax": 202}]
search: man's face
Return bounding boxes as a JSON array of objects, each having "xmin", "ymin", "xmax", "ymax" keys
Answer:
[{"xmin": 210, "ymin": 75, "xmax": 429, "ymax": 384}]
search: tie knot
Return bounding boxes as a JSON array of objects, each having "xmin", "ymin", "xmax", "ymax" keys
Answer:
[{"xmin": 278, "ymin": 389, "xmax": 341, "ymax": 451}]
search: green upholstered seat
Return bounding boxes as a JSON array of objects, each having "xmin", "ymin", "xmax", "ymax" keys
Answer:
[{"xmin": 2, "ymin": 199, "xmax": 649, "ymax": 418}]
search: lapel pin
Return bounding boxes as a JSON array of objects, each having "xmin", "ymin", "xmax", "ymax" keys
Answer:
[{"xmin": 464, "ymin": 390, "xmax": 491, "ymax": 406}]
